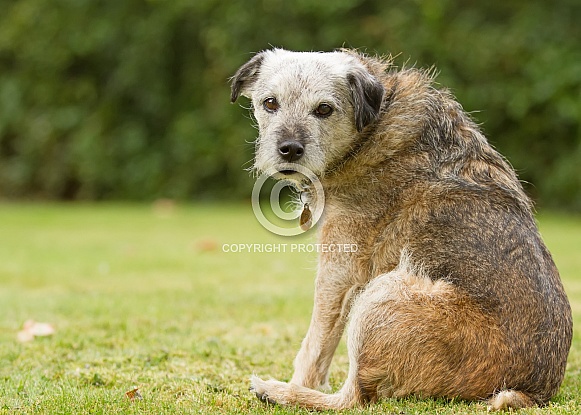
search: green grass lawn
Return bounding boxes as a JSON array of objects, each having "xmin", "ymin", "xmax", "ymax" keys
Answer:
[{"xmin": 0, "ymin": 203, "xmax": 579, "ymax": 414}]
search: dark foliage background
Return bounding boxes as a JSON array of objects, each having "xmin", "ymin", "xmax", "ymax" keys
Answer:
[{"xmin": 0, "ymin": 0, "xmax": 579, "ymax": 209}]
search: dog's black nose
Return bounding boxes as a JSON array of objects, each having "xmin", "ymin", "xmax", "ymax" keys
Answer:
[{"xmin": 278, "ymin": 141, "xmax": 304, "ymax": 162}]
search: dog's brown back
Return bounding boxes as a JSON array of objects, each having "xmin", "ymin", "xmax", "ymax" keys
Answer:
[{"xmin": 323, "ymin": 53, "xmax": 572, "ymax": 404}]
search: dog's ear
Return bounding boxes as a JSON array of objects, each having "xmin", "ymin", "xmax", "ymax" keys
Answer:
[
  {"xmin": 347, "ymin": 68, "xmax": 385, "ymax": 132},
  {"xmin": 230, "ymin": 52, "xmax": 265, "ymax": 103}
]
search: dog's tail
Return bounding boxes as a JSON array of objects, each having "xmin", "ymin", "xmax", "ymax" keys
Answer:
[{"xmin": 487, "ymin": 390, "xmax": 536, "ymax": 411}]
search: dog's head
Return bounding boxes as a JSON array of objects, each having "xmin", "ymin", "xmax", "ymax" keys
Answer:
[{"xmin": 231, "ymin": 49, "xmax": 385, "ymax": 182}]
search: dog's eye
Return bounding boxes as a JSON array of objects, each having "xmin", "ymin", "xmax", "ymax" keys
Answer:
[
  {"xmin": 314, "ymin": 103, "xmax": 333, "ymax": 118},
  {"xmin": 263, "ymin": 98, "xmax": 279, "ymax": 113}
]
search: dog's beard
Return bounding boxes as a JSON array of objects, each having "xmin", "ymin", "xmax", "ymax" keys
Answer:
[
  {"xmin": 253, "ymin": 161, "xmax": 311, "ymax": 187},
  {"xmin": 254, "ymin": 150, "xmax": 326, "ymax": 180},
  {"xmin": 255, "ymin": 162, "xmax": 322, "ymax": 190}
]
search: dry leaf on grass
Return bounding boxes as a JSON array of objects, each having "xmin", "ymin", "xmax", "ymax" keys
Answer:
[
  {"xmin": 195, "ymin": 239, "xmax": 218, "ymax": 252},
  {"xmin": 17, "ymin": 320, "xmax": 55, "ymax": 342},
  {"xmin": 152, "ymin": 198, "xmax": 176, "ymax": 218},
  {"xmin": 125, "ymin": 387, "xmax": 143, "ymax": 401}
]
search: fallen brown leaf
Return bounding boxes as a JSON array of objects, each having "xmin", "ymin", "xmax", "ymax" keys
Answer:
[
  {"xmin": 195, "ymin": 239, "xmax": 218, "ymax": 252},
  {"xmin": 17, "ymin": 320, "xmax": 55, "ymax": 342},
  {"xmin": 125, "ymin": 387, "xmax": 143, "ymax": 401},
  {"xmin": 152, "ymin": 199, "xmax": 176, "ymax": 218}
]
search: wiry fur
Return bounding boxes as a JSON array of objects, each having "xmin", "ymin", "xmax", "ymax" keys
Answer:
[{"xmin": 231, "ymin": 49, "xmax": 572, "ymax": 411}]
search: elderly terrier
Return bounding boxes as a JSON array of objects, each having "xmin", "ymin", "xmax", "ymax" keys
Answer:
[{"xmin": 230, "ymin": 48, "xmax": 572, "ymax": 411}]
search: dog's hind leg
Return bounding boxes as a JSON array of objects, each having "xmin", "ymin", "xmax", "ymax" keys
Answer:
[{"xmin": 251, "ymin": 259, "xmax": 528, "ymax": 410}]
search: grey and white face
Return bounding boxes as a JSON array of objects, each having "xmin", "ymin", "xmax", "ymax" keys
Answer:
[{"xmin": 231, "ymin": 49, "xmax": 385, "ymax": 183}]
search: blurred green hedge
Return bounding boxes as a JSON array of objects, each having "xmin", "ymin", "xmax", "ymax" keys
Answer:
[{"xmin": 0, "ymin": 0, "xmax": 579, "ymax": 209}]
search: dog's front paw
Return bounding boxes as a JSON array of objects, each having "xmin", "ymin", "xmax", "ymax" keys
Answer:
[
  {"xmin": 250, "ymin": 375, "xmax": 277, "ymax": 405},
  {"xmin": 249, "ymin": 375, "xmax": 290, "ymax": 406}
]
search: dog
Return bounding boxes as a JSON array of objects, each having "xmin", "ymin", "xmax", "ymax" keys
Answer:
[{"xmin": 230, "ymin": 48, "xmax": 572, "ymax": 411}]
